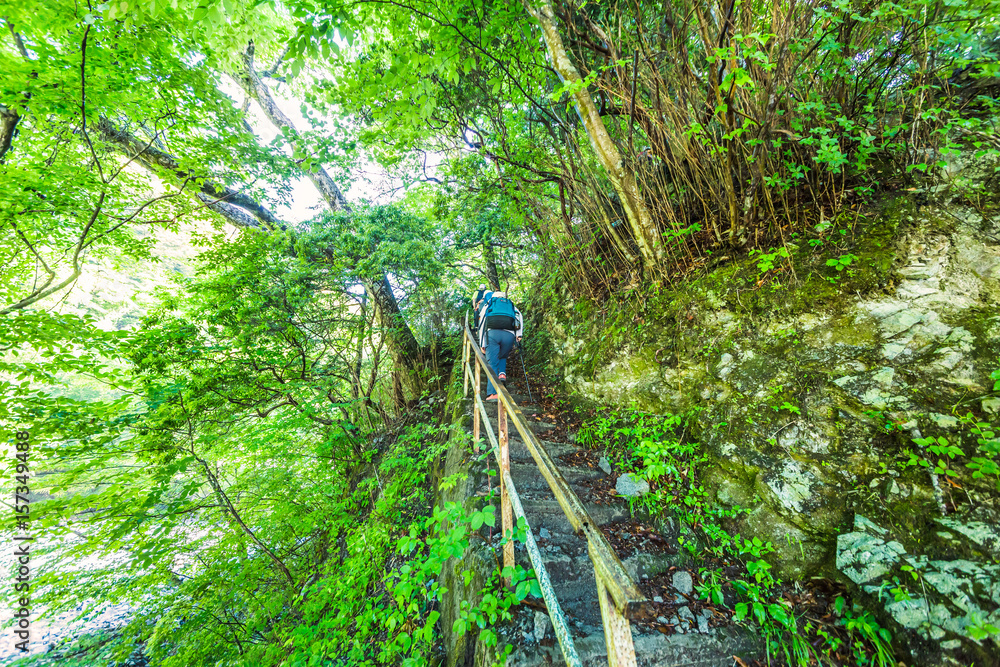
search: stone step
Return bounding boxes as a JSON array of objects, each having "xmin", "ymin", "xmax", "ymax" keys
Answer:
[
  {"xmin": 466, "ymin": 398, "xmax": 542, "ymax": 419},
  {"xmin": 454, "ymin": 408, "xmax": 761, "ymax": 667},
  {"xmin": 504, "ymin": 624, "xmax": 760, "ymax": 667},
  {"xmin": 507, "ymin": 461, "xmax": 602, "ymax": 488},
  {"xmin": 477, "ymin": 405, "xmax": 553, "ymax": 432},
  {"xmin": 510, "ymin": 499, "xmax": 630, "ymax": 531},
  {"xmin": 507, "ymin": 438, "xmax": 580, "ymax": 463}
]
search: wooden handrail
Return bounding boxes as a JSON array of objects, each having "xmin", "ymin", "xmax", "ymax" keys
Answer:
[{"xmin": 463, "ymin": 323, "xmax": 649, "ymax": 620}]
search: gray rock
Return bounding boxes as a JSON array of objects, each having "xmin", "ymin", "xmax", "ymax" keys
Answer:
[
  {"xmin": 936, "ymin": 518, "xmax": 1000, "ymax": 559},
  {"xmin": 898, "ymin": 281, "xmax": 940, "ymax": 298},
  {"xmin": 836, "ymin": 530, "xmax": 906, "ymax": 585},
  {"xmin": 599, "ymin": 456, "xmax": 612, "ymax": 475},
  {"xmin": 870, "ymin": 367, "xmax": 895, "ymax": 388},
  {"xmin": 652, "ymin": 595, "xmax": 663, "ymax": 603},
  {"xmin": 928, "ymin": 413, "xmax": 958, "ymax": 429},
  {"xmin": 615, "ymin": 473, "xmax": 649, "ymax": 497},
  {"xmin": 656, "ymin": 615, "xmax": 669, "ymax": 624},
  {"xmin": 930, "ymin": 347, "xmax": 963, "ymax": 371},
  {"xmin": 538, "ymin": 527, "xmax": 551, "ymax": 540},
  {"xmin": 899, "ymin": 263, "xmax": 940, "ymax": 280},
  {"xmin": 881, "ymin": 342, "xmax": 906, "ymax": 359},
  {"xmin": 533, "ymin": 611, "xmax": 550, "ymax": 642},
  {"xmin": 833, "ymin": 375, "xmax": 858, "ymax": 388},
  {"xmin": 717, "ymin": 353, "xmax": 734, "ymax": 379},
  {"xmin": 672, "ymin": 570, "xmax": 694, "ymax": 600},
  {"xmin": 677, "ymin": 605, "xmax": 696, "ymax": 631},
  {"xmin": 944, "ymin": 326, "xmax": 975, "ymax": 351},
  {"xmin": 880, "ymin": 309, "xmax": 923, "ymax": 337}
]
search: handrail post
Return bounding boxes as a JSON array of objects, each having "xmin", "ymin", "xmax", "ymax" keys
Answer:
[
  {"xmin": 473, "ymin": 352, "xmax": 481, "ymax": 454},
  {"xmin": 499, "ymin": 399, "xmax": 513, "ymax": 583},
  {"xmin": 594, "ymin": 566, "xmax": 638, "ymax": 667},
  {"xmin": 463, "ymin": 315, "xmax": 470, "ymax": 397},
  {"xmin": 462, "ymin": 340, "xmax": 469, "ymax": 398}
]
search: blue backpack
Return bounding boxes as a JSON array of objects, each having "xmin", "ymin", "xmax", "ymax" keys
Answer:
[{"xmin": 483, "ymin": 296, "xmax": 517, "ymax": 330}]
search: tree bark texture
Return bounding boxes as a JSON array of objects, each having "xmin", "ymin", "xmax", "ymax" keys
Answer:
[
  {"xmin": 0, "ymin": 105, "xmax": 18, "ymax": 162},
  {"xmin": 521, "ymin": 0, "xmax": 663, "ymax": 270},
  {"xmin": 483, "ymin": 241, "xmax": 501, "ymax": 290}
]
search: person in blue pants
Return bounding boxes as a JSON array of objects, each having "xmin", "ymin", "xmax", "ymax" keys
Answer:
[{"xmin": 476, "ymin": 292, "xmax": 523, "ymax": 400}]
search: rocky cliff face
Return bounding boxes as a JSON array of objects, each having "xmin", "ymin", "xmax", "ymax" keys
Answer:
[{"xmin": 541, "ymin": 187, "xmax": 1000, "ymax": 665}]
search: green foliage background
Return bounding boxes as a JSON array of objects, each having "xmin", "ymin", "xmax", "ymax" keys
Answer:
[{"xmin": 1, "ymin": 0, "xmax": 998, "ymax": 664}]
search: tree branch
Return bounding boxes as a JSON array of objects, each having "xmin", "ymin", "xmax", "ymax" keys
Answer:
[
  {"xmin": 96, "ymin": 116, "xmax": 286, "ymax": 231},
  {"xmin": 1, "ymin": 19, "xmax": 30, "ymax": 162},
  {"xmin": 238, "ymin": 42, "xmax": 351, "ymax": 213}
]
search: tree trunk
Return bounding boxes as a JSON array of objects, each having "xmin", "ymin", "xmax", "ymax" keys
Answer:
[
  {"xmin": 483, "ymin": 241, "xmax": 501, "ymax": 290},
  {"xmin": 350, "ymin": 293, "xmax": 368, "ymax": 401},
  {"xmin": 238, "ymin": 43, "xmax": 424, "ymax": 405},
  {"xmin": 365, "ymin": 275, "xmax": 423, "ymax": 408},
  {"xmin": 0, "ymin": 105, "xmax": 18, "ymax": 162},
  {"xmin": 521, "ymin": 0, "xmax": 663, "ymax": 271}
]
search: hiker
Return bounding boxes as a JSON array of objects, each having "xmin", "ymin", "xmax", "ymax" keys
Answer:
[{"xmin": 476, "ymin": 291, "xmax": 523, "ymax": 401}]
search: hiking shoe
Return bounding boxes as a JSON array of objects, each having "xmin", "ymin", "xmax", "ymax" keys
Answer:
[
  {"xmin": 486, "ymin": 394, "xmax": 499, "ymax": 401},
  {"xmin": 498, "ymin": 373, "xmax": 506, "ymax": 382}
]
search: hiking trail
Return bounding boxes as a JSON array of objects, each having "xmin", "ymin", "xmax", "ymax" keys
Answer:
[{"xmin": 458, "ymin": 356, "xmax": 760, "ymax": 666}]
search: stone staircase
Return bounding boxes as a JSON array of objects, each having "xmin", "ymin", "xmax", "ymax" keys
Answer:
[{"xmin": 466, "ymin": 376, "xmax": 760, "ymax": 667}]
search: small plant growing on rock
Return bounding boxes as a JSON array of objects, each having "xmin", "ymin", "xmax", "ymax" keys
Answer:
[
  {"xmin": 960, "ymin": 413, "xmax": 1000, "ymax": 491},
  {"xmin": 911, "ymin": 435, "xmax": 965, "ymax": 478},
  {"xmin": 826, "ymin": 254, "xmax": 858, "ymax": 272},
  {"xmin": 966, "ymin": 612, "xmax": 1000, "ymax": 642},
  {"xmin": 906, "ymin": 412, "xmax": 1000, "ymax": 497},
  {"xmin": 696, "ymin": 567, "xmax": 725, "ymax": 605},
  {"xmin": 863, "ymin": 409, "xmax": 902, "ymax": 433},
  {"xmin": 824, "ymin": 253, "xmax": 859, "ymax": 283},
  {"xmin": 774, "ymin": 401, "xmax": 801, "ymax": 415},
  {"xmin": 750, "ymin": 246, "xmax": 791, "ymax": 274}
]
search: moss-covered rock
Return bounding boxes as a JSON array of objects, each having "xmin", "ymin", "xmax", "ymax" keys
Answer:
[
  {"xmin": 539, "ymin": 190, "xmax": 1000, "ymax": 662},
  {"xmin": 837, "ymin": 513, "xmax": 1000, "ymax": 666},
  {"xmin": 435, "ymin": 372, "xmax": 502, "ymax": 667}
]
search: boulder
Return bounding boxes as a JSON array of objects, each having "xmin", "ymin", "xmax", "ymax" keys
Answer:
[
  {"xmin": 599, "ymin": 455, "xmax": 613, "ymax": 475},
  {"xmin": 616, "ymin": 473, "xmax": 650, "ymax": 497}
]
